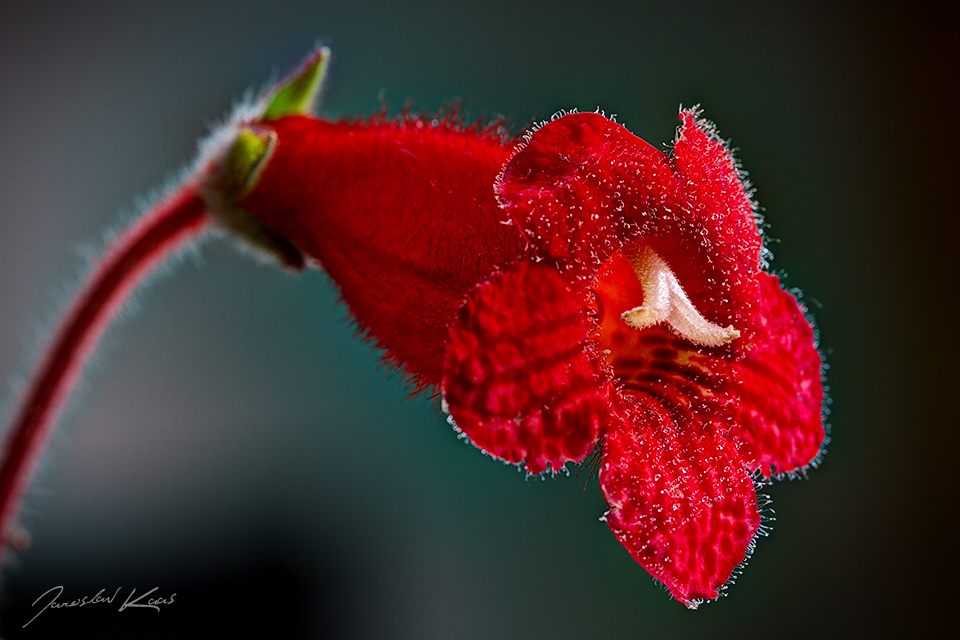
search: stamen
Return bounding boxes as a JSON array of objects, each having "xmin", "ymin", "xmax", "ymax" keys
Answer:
[{"xmin": 620, "ymin": 245, "xmax": 740, "ymax": 347}]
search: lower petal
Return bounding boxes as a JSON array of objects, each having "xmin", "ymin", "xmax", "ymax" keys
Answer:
[
  {"xmin": 729, "ymin": 273, "xmax": 826, "ymax": 477},
  {"xmin": 600, "ymin": 394, "xmax": 761, "ymax": 607},
  {"xmin": 442, "ymin": 261, "xmax": 612, "ymax": 474}
]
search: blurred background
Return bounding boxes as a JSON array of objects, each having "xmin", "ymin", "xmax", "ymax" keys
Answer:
[{"xmin": 0, "ymin": 1, "xmax": 956, "ymax": 638}]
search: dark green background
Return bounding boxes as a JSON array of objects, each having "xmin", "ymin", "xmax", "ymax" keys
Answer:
[{"xmin": 0, "ymin": 1, "xmax": 955, "ymax": 637}]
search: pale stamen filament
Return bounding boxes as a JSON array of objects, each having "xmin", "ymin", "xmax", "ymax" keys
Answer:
[{"xmin": 620, "ymin": 245, "xmax": 741, "ymax": 347}]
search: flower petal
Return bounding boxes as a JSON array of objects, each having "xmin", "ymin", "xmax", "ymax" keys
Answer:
[
  {"xmin": 442, "ymin": 261, "xmax": 611, "ymax": 474},
  {"xmin": 600, "ymin": 394, "xmax": 761, "ymax": 608},
  {"xmin": 498, "ymin": 111, "xmax": 764, "ymax": 334},
  {"xmin": 497, "ymin": 112, "xmax": 680, "ymax": 281},
  {"xmin": 728, "ymin": 273, "xmax": 825, "ymax": 477},
  {"xmin": 670, "ymin": 109, "xmax": 764, "ymax": 333}
]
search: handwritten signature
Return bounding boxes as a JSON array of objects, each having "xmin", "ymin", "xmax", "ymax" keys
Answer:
[{"xmin": 24, "ymin": 585, "xmax": 176, "ymax": 628}]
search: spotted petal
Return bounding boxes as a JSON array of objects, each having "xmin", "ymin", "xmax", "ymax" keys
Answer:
[
  {"xmin": 600, "ymin": 394, "xmax": 761, "ymax": 608},
  {"xmin": 442, "ymin": 261, "xmax": 612, "ymax": 474}
]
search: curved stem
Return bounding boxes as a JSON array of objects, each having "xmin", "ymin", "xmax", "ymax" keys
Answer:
[{"xmin": 0, "ymin": 186, "xmax": 211, "ymax": 563}]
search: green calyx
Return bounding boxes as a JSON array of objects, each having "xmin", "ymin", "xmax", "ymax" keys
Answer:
[
  {"xmin": 208, "ymin": 46, "xmax": 330, "ymax": 270},
  {"xmin": 219, "ymin": 126, "xmax": 304, "ymax": 269},
  {"xmin": 262, "ymin": 46, "xmax": 330, "ymax": 121},
  {"xmin": 224, "ymin": 127, "xmax": 277, "ymax": 198},
  {"xmin": 224, "ymin": 46, "xmax": 330, "ymax": 197}
]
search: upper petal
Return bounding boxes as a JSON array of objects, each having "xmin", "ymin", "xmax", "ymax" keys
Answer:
[
  {"xmin": 442, "ymin": 261, "xmax": 612, "ymax": 474},
  {"xmin": 728, "ymin": 272, "xmax": 826, "ymax": 477},
  {"xmin": 670, "ymin": 109, "xmax": 764, "ymax": 333},
  {"xmin": 497, "ymin": 112, "xmax": 680, "ymax": 282},
  {"xmin": 600, "ymin": 393, "xmax": 761, "ymax": 608},
  {"xmin": 497, "ymin": 111, "xmax": 764, "ymax": 334}
]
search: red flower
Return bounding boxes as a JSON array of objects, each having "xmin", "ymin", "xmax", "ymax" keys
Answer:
[
  {"xmin": 234, "ymin": 113, "xmax": 524, "ymax": 387},
  {"xmin": 0, "ymin": 48, "xmax": 824, "ymax": 609},
  {"xmin": 236, "ymin": 104, "xmax": 825, "ymax": 607},
  {"xmin": 442, "ymin": 112, "xmax": 824, "ymax": 606}
]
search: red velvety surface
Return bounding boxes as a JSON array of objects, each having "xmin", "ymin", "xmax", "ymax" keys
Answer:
[
  {"xmin": 498, "ymin": 111, "xmax": 764, "ymax": 340},
  {"xmin": 729, "ymin": 273, "xmax": 825, "ymax": 476},
  {"xmin": 238, "ymin": 115, "xmax": 524, "ymax": 386},
  {"xmin": 670, "ymin": 110, "xmax": 764, "ymax": 337},
  {"xmin": 497, "ymin": 112, "xmax": 679, "ymax": 281},
  {"xmin": 236, "ymin": 109, "xmax": 824, "ymax": 606},
  {"xmin": 443, "ymin": 261, "xmax": 610, "ymax": 474},
  {"xmin": 593, "ymin": 253, "xmax": 824, "ymax": 479},
  {"xmin": 493, "ymin": 112, "xmax": 822, "ymax": 603},
  {"xmin": 600, "ymin": 393, "xmax": 761, "ymax": 608}
]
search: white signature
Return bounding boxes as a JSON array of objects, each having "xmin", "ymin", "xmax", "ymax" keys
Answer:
[{"xmin": 24, "ymin": 585, "xmax": 176, "ymax": 628}]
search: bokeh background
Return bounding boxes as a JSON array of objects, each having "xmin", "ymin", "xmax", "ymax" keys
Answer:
[{"xmin": 0, "ymin": 1, "xmax": 956, "ymax": 638}]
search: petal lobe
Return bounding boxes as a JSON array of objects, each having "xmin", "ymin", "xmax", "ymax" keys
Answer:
[
  {"xmin": 600, "ymin": 395, "xmax": 761, "ymax": 607},
  {"xmin": 443, "ymin": 262, "xmax": 611, "ymax": 474},
  {"xmin": 729, "ymin": 273, "xmax": 826, "ymax": 476}
]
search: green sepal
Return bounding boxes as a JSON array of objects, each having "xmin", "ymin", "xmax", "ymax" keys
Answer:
[
  {"xmin": 262, "ymin": 46, "xmax": 330, "ymax": 121},
  {"xmin": 224, "ymin": 127, "xmax": 277, "ymax": 198}
]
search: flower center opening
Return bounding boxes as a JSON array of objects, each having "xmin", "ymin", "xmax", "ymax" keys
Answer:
[
  {"xmin": 619, "ymin": 245, "xmax": 740, "ymax": 347},
  {"xmin": 593, "ymin": 243, "xmax": 741, "ymax": 372}
]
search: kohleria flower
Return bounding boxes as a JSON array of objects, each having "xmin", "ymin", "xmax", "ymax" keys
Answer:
[
  {"xmin": 0, "ymin": 48, "xmax": 825, "ymax": 609},
  {"xmin": 448, "ymin": 112, "xmax": 826, "ymax": 605},
  {"xmin": 233, "ymin": 105, "xmax": 825, "ymax": 605}
]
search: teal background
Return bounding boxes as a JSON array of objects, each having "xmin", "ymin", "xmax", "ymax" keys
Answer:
[{"xmin": 0, "ymin": 1, "xmax": 956, "ymax": 637}]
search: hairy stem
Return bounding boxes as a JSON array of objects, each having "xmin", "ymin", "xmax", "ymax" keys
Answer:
[{"xmin": 0, "ymin": 186, "xmax": 211, "ymax": 563}]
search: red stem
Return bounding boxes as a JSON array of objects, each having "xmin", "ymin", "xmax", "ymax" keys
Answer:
[{"xmin": 0, "ymin": 186, "xmax": 211, "ymax": 563}]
